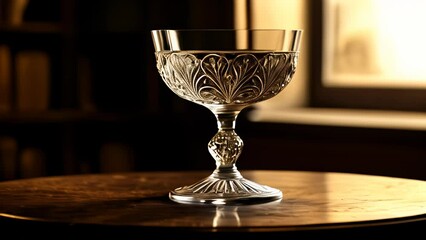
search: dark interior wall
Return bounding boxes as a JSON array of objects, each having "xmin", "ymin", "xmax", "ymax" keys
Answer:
[
  {"xmin": 71, "ymin": 0, "xmax": 236, "ymax": 172},
  {"xmin": 76, "ymin": 0, "xmax": 235, "ymax": 112},
  {"xmin": 238, "ymin": 120, "xmax": 426, "ymax": 181},
  {"xmin": 0, "ymin": 0, "xmax": 236, "ymax": 180},
  {"xmin": 1, "ymin": 0, "xmax": 424, "ymax": 181}
]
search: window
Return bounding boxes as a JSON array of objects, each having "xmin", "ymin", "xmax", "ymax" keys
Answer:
[{"xmin": 310, "ymin": 0, "xmax": 426, "ymax": 112}]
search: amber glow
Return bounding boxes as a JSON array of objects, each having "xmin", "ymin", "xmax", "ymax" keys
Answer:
[
  {"xmin": 234, "ymin": 0, "xmax": 249, "ymax": 49},
  {"xmin": 323, "ymin": 0, "xmax": 426, "ymax": 88},
  {"xmin": 233, "ymin": 0, "xmax": 308, "ymax": 110}
]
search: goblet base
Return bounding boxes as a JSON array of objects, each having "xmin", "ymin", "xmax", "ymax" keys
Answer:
[{"xmin": 169, "ymin": 169, "xmax": 282, "ymax": 205}]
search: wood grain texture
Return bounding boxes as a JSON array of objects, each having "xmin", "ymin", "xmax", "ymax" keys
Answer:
[{"xmin": 0, "ymin": 170, "xmax": 425, "ymax": 239}]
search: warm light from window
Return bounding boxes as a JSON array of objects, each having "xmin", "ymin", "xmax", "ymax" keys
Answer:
[{"xmin": 323, "ymin": 0, "xmax": 426, "ymax": 88}]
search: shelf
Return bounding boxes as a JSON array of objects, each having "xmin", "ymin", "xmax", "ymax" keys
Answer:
[
  {"xmin": 0, "ymin": 22, "xmax": 63, "ymax": 34},
  {"xmin": 248, "ymin": 107, "xmax": 426, "ymax": 131},
  {"xmin": 0, "ymin": 110, "xmax": 141, "ymax": 124}
]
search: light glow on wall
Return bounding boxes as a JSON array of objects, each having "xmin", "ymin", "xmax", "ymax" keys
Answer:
[{"xmin": 323, "ymin": 0, "xmax": 426, "ymax": 88}]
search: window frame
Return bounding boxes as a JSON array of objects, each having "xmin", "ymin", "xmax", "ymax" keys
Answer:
[{"xmin": 308, "ymin": 0, "xmax": 426, "ymax": 112}]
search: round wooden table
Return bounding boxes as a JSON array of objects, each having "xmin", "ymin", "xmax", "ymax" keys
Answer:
[{"xmin": 0, "ymin": 170, "xmax": 425, "ymax": 239}]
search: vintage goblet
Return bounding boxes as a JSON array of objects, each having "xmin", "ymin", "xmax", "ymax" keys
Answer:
[{"xmin": 151, "ymin": 29, "xmax": 302, "ymax": 204}]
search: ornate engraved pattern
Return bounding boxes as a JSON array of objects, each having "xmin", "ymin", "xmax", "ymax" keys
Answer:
[
  {"xmin": 174, "ymin": 174, "xmax": 279, "ymax": 196},
  {"xmin": 208, "ymin": 130, "xmax": 243, "ymax": 168},
  {"xmin": 156, "ymin": 51, "xmax": 298, "ymax": 105}
]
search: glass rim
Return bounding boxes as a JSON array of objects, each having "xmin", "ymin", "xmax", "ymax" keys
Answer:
[
  {"xmin": 151, "ymin": 28, "xmax": 303, "ymax": 52},
  {"xmin": 151, "ymin": 28, "xmax": 303, "ymax": 33}
]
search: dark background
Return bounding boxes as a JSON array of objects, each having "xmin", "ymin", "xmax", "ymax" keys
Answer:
[{"xmin": 0, "ymin": 0, "xmax": 424, "ymax": 181}]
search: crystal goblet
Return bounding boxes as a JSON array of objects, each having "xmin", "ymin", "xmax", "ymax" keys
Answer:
[{"xmin": 151, "ymin": 29, "xmax": 302, "ymax": 204}]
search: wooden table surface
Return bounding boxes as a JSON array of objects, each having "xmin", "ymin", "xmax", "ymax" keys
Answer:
[{"xmin": 0, "ymin": 170, "xmax": 425, "ymax": 239}]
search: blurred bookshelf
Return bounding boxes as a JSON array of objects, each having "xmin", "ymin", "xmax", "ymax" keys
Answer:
[
  {"xmin": 0, "ymin": 0, "xmax": 233, "ymax": 180},
  {"xmin": 0, "ymin": 0, "xmax": 74, "ymax": 180}
]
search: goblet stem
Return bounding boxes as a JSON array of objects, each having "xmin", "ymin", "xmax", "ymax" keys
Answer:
[
  {"xmin": 169, "ymin": 110, "xmax": 283, "ymax": 204},
  {"xmin": 208, "ymin": 112, "xmax": 243, "ymax": 171}
]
